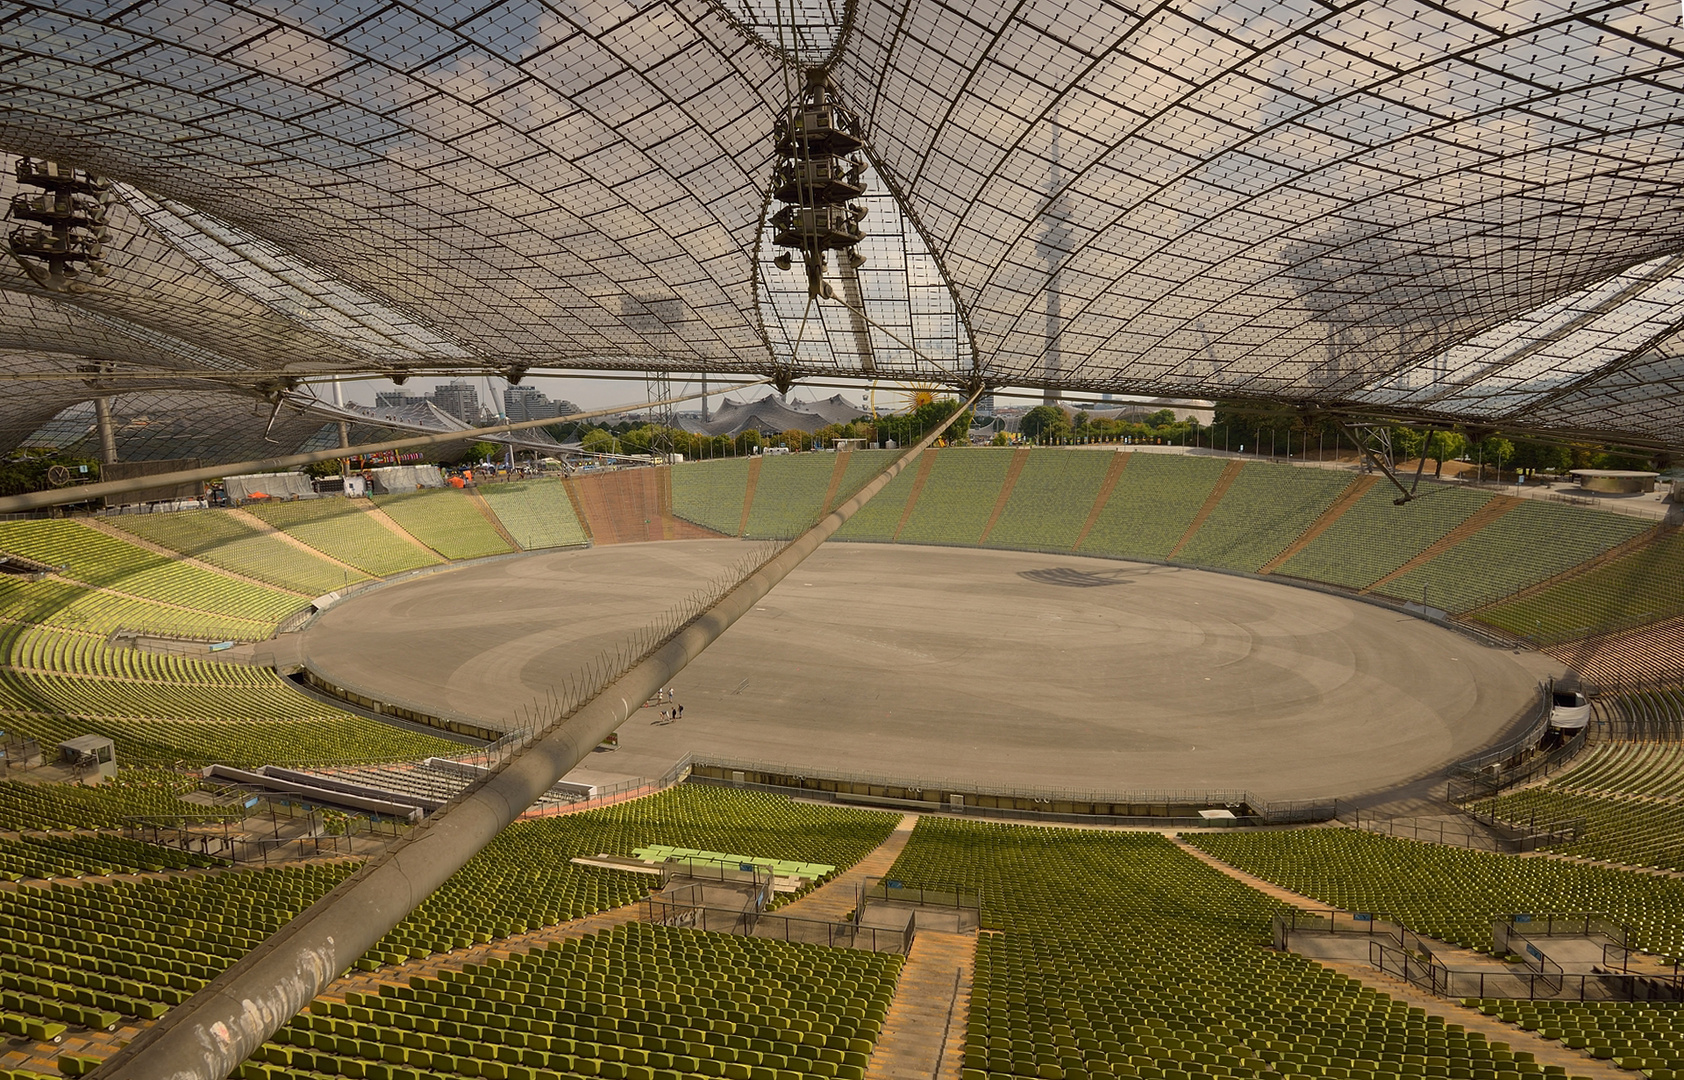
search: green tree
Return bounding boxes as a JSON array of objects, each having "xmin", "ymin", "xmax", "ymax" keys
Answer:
[
  {"xmin": 1389, "ymin": 426, "xmax": 1425, "ymax": 463},
  {"xmin": 1481, "ymin": 436, "xmax": 1514, "ymax": 478},
  {"xmin": 580, "ymin": 428, "xmax": 617, "ymax": 454},
  {"xmin": 1424, "ymin": 431, "xmax": 1466, "ymax": 478},
  {"xmin": 734, "ymin": 429, "xmax": 763, "ymax": 454},
  {"xmin": 876, "ymin": 398, "xmax": 973, "ymax": 446},
  {"xmin": 458, "ymin": 441, "xmax": 506, "ymax": 467},
  {"xmin": 1019, "ymin": 405, "xmax": 1070, "ymax": 441}
]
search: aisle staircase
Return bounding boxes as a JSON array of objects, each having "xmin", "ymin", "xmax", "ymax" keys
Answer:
[{"xmin": 865, "ymin": 928, "xmax": 974, "ymax": 1080}]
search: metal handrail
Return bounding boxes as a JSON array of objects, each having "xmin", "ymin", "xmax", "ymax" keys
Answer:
[{"xmin": 641, "ymin": 895, "xmax": 912, "ymax": 953}]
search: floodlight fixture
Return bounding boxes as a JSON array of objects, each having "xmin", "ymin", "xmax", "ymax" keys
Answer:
[
  {"xmin": 6, "ymin": 157, "xmax": 112, "ymax": 292},
  {"xmin": 770, "ymin": 69, "xmax": 870, "ymax": 299}
]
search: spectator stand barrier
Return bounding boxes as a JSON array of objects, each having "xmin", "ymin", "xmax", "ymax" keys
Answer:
[
  {"xmin": 859, "ymin": 877, "xmax": 981, "ymax": 914},
  {"xmin": 658, "ymin": 856, "xmax": 778, "ymax": 911},
  {"xmin": 1349, "ymin": 812, "xmax": 1585, "ymax": 854},
  {"xmin": 120, "ymin": 810, "xmax": 245, "ymax": 860},
  {"xmin": 1, "ymin": 733, "xmax": 42, "ymax": 770},
  {"xmin": 1270, "ymin": 907, "xmax": 1415, "ymax": 952},
  {"xmin": 683, "ymin": 755, "xmax": 1337, "ymax": 826},
  {"xmin": 122, "ymin": 799, "xmax": 371, "ymax": 864},
  {"xmin": 857, "ymin": 876, "xmax": 982, "ymax": 934},
  {"xmin": 1493, "ymin": 914, "xmax": 1634, "ymax": 973},
  {"xmin": 1445, "ymin": 681, "xmax": 1590, "ymax": 802},
  {"xmin": 515, "ymin": 752, "xmax": 698, "ymax": 818},
  {"xmin": 639, "ymin": 891, "xmax": 913, "ymax": 954},
  {"xmin": 109, "ymin": 626, "xmax": 268, "ymax": 654},
  {"xmin": 1376, "ymin": 948, "xmax": 1683, "ymax": 1002}
]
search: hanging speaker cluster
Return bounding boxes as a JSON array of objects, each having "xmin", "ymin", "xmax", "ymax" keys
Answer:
[
  {"xmin": 770, "ymin": 69, "xmax": 869, "ymax": 298},
  {"xmin": 7, "ymin": 157, "xmax": 116, "ymax": 293}
]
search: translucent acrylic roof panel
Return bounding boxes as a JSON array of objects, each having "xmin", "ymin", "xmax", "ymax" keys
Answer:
[
  {"xmin": 27, "ymin": 389, "xmax": 341, "ymax": 462},
  {"xmin": 0, "ymin": 0, "xmax": 787, "ymax": 369},
  {"xmin": 1353, "ymin": 254, "xmax": 1684, "ymax": 415},
  {"xmin": 1523, "ymin": 330, "xmax": 1684, "ymax": 445},
  {"xmin": 831, "ymin": 0, "xmax": 1684, "ymax": 406},
  {"xmin": 116, "ymin": 185, "xmax": 475, "ymax": 366},
  {"xmin": 0, "ymin": 154, "xmax": 375, "ymax": 376},
  {"xmin": 725, "ymin": 0, "xmax": 842, "ymax": 66},
  {"xmin": 0, "ymin": 0, "xmax": 1681, "ymax": 448}
]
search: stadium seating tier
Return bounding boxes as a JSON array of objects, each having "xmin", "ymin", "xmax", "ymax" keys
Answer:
[
  {"xmin": 246, "ymin": 500, "xmax": 443, "ymax": 577},
  {"xmin": 371, "ymin": 489, "xmax": 515, "ymax": 561},
  {"xmin": 1475, "ymin": 530, "xmax": 1684, "ymax": 641},
  {"xmin": 883, "ymin": 817, "xmax": 1566, "ymax": 1080},
  {"xmin": 480, "ymin": 480, "xmax": 590, "ymax": 550},
  {"xmin": 1187, "ymin": 828, "xmax": 1684, "ymax": 960},
  {"xmin": 106, "ymin": 510, "xmax": 368, "ymax": 597}
]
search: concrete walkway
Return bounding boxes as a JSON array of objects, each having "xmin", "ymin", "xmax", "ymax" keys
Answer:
[
  {"xmin": 1173, "ymin": 836, "xmax": 1624, "ymax": 1080},
  {"xmin": 780, "ymin": 813, "xmax": 918, "ymax": 921},
  {"xmin": 865, "ymin": 929, "xmax": 974, "ymax": 1080}
]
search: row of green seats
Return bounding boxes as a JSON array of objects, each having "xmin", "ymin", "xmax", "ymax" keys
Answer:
[
  {"xmin": 830, "ymin": 454, "xmax": 920, "ymax": 542},
  {"xmin": 1175, "ymin": 463, "xmax": 1353, "ymax": 572},
  {"xmin": 0, "ymin": 519, "xmax": 304, "ymax": 623},
  {"xmin": 242, "ymin": 921, "xmax": 899, "ymax": 1080},
  {"xmin": 1475, "ymin": 529, "xmax": 1684, "ymax": 639},
  {"xmin": 0, "ymin": 577, "xmax": 277, "ymax": 642},
  {"xmin": 1552, "ymin": 742, "xmax": 1684, "ymax": 798},
  {"xmin": 0, "ymin": 787, "xmax": 895, "ymax": 1054},
  {"xmin": 481, "ymin": 480, "xmax": 589, "ymax": 550},
  {"xmin": 0, "ymin": 668, "xmax": 351, "ymax": 722},
  {"xmin": 0, "ymin": 710, "xmax": 460, "ymax": 769},
  {"xmin": 1186, "ymin": 828, "xmax": 1684, "ymax": 960},
  {"xmin": 983, "ymin": 450, "xmax": 1112, "ymax": 553},
  {"xmin": 882, "ymin": 817, "xmax": 1575, "ymax": 1080},
  {"xmin": 0, "ymin": 769, "xmax": 217, "ymax": 831},
  {"xmin": 1469, "ymin": 999, "xmax": 1684, "ymax": 1075},
  {"xmin": 1079, "ymin": 454, "xmax": 1230, "ymax": 561},
  {"xmin": 895, "ymin": 450, "xmax": 1015, "ymax": 547},
  {"xmin": 1471, "ymin": 787, "xmax": 1684, "ymax": 872},
  {"xmin": 360, "ymin": 786, "xmax": 898, "ymax": 969},
  {"xmin": 672, "ymin": 458, "xmax": 754, "ymax": 535},
  {"xmin": 669, "ymin": 451, "xmax": 1659, "ymax": 627},
  {"xmin": 1277, "ymin": 486, "xmax": 1494, "ymax": 590},
  {"xmin": 246, "ymin": 500, "xmax": 443, "ymax": 577},
  {"xmin": 107, "ymin": 509, "xmax": 369, "ymax": 596},
  {"xmin": 2, "ymin": 623, "xmax": 282, "ymax": 686},
  {"xmin": 743, "ymin": 455, "xmax": 843, "ymax": 540},
  {"xmin": 0, "ymin": 863, "xmax": 354, "ymax": 1035},
  {"xmin": 372, "ymin": 490, "xmax": 514, "ymax": 561},
  {"xmin": 0, "ymin": 831, "xmax": 222, "ymax": 879},
  {"xmin": 1377, "ymin": 502, "xmax": 1653, "ymax": 615}
]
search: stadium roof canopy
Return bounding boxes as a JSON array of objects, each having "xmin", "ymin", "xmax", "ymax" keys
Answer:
[{"xmin": 0, "ymin": 0, "xmax": 1681, "ymax": 453}]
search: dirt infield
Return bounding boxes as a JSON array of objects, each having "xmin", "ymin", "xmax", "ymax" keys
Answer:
[{"xmin": 300, "ymin": 541, "xmax": 1562, "ymax": 802}]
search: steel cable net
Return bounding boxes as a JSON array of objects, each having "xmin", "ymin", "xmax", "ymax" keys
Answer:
[{"xmin": 0, "ymin": 0, "xmax": 1679, "ymax": 445}]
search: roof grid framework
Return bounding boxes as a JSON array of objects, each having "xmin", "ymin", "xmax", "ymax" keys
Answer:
[
  {"xmin": 0, "ymin": 0, "xmax": 790, "ymax": 366},
  {"xmin": 830, "ymin": 0, "xmax": 1684, "ymax": 423},
  {"xmin": 0, "ymin": 0, "xmax": 1676, "ymax": 447}
]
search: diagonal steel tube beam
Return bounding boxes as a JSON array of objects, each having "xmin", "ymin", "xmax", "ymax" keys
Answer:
[
  {"xmin": 0, "ymin": 380, "xmax": 769, "ymax": 516},
  {"xmin": 94, "ymin": 390, "xmax": 980, "ymax": 1080}
]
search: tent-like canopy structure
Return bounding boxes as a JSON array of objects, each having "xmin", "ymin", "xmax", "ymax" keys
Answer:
[{"xmin": 0, "ymin": 0, "xmax": 1680, "ymax": 452}]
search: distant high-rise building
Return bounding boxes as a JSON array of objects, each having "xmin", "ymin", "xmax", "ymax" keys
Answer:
[
  {"xmin": 503, "ymin": 386, "xmax": 580, "ymax": 422},
  {"xmin": 503, "ymin": 385, "xmax": 550, "ymax": 421},
  {"xmin": 430, "ymin": 381, "xmax": 482, "ymax": 423},
  {"xmin": 374, "ymin": 389, "xmax": 423, "ymax": 409}
]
